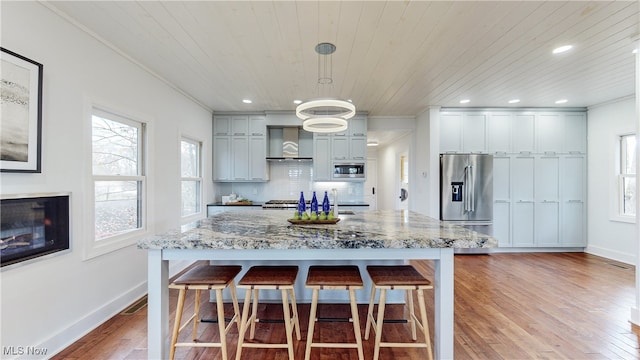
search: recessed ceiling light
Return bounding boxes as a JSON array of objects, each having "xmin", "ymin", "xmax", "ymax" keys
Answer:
[
  {"xmin": 293, "ymin": 99, "xmax": 302, "ymax": 104},
  {"xmin": 347, "ymin": 99, "xmax": 353, "ymax": 103},
  {"xmin": 367, "ymin": 140, "xmax": 379, "ymax": 147},
  {"xmin": 552, "ymin": 45, "xmax": 573, "ymax": 54},
  {"xmin": 459, "ymin": 99, "xmax": 471, "ymax": 104},
  {"xmin": 633, "ymin": 49, "xmax": 638, "ymax": 54},
  {"xmin": 555, "ymin": 99, "xmax": 568, "ymax": 104},
  {"xmin": 508, "ymin": 99, "xmax": 520, "ymax": 104},
  {"xmin": 242, "ymin": 99, "xmax": 252, "ymax": 104}
]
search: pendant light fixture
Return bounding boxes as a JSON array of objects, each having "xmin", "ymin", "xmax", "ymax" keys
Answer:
[{"xmin": 296, "ymin": 42, "xmax": 355, "ymax": 133}]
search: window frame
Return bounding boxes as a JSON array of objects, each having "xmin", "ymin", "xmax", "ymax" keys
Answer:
[
  {"xmin": 180, "ymin": 136, "xmax": 203, "ymax": 222},
  {"xmin": 611, "ymin": 132, "xmax": 637, "ymax": 223},
  {"xmin": 85, "ymin": 105, "xmax": 148, "ymax": 259}
]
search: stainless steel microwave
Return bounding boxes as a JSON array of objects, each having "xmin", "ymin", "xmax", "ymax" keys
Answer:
[{"xmin": 333, "ymin": 163, "xmax": 365, "ymax": 179}]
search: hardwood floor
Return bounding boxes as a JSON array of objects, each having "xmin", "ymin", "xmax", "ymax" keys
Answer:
[{"xmin": 52, "ymin": 253, "xmax": 640, "ymax": 359}]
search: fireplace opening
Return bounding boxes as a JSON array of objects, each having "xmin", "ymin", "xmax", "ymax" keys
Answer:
[{"xmin": 1, "ymin": 194, "xmax": 70, "ymax": 267}]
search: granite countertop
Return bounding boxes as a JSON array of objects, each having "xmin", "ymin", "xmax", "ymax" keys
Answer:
[{"xmin": 138, "ymin": 210, "xmax": 497, "ymax": 250}]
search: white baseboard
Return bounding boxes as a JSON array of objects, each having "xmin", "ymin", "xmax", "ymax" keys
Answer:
[
  {"xmin": 37, "ymin": 281, "xmax": 147, "ymax": 360},
  {"xmin": 585, "ymin": 245, "xmax": 636, "ymax": 265}
]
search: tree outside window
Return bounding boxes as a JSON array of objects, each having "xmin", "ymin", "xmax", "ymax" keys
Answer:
[
  {"xmin": 181, "ymin": 138, "xmax": 202, "ymax": 217},
  {"xmin": 620, "ymin": 134, "xmax": 636, "ymax": 217},
  {"xmin": 92, "ymin": 110, "xmax": 145, "ymax": 240}
]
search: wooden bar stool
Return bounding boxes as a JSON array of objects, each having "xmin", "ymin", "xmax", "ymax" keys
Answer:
[
  {"xmin": 304, "ymin": 265, "xmax": 365, "ymax": 360},
  {"xmin": 235, "ymin": 266, "xmax": 301, "ymax": 360},
  {"xmin": 364, "ymin": 265, "xmax": 434, "ymax": 360},
  {"xmin": 168, "ymin": 265, "xmax": 242, "ymax": 360}
]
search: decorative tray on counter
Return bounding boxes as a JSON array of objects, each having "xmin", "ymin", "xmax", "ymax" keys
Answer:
[
  {"xmin": 287, "ymin": 218, "xmax": 340, "ymax": 225},
  {"xmin": 225, "ymin": 201, "xmax": 253, "ymax": 205}
]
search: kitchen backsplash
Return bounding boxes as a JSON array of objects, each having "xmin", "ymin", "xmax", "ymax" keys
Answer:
[{"xmin": 215, "ymin": 162, "xmax": 365, "ymax": 203}]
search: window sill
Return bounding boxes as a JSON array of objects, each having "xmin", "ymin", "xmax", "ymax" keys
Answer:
[
  {"xmin": 83, "ymin": 229, "xmax": 146, "ymax": 260},
  {"xmin": 609, "ymin": 214, "xmax": 636, "ymax": 224}
]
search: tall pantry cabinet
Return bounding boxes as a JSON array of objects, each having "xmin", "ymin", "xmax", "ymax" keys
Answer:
[{"xmin": 440, "ymin": 110, "xmax": 587, "ymax": 249}]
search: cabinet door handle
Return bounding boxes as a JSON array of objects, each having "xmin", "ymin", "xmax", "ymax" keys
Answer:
[
  {"xmin": 542, "ymin": 200, "xmax": 559, "ymax": 203},
  {"xmin": 234, "ymin": 132, "xmax": 246, "ymax": 136},
  {"xmin": 517, "ymin": 200, "xmax": 534, "ymax": 203},
  {"xmin": 495, "ymin": 200, "xmax": 510, "ymax": 203},
  {"xmin": 567, "ymin": 199, "xmax": 583, "ymax": 203},
  {"xmin": 251, "ymin": 133, "xmax": 263, "ymax": 136}
]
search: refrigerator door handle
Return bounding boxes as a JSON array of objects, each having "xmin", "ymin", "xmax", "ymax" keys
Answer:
[
  {"xmin": 468, "ymin": 165, "xmax": 475, "ymax": 212},
  {"xmin": 464, "ymin": 165, "xmax": 474, "ymax": 213}
]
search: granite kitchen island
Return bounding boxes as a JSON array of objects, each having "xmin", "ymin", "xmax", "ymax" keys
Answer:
[{"xmin": 139, "ymin": 209, "xmax": 497, "ymax": 360}]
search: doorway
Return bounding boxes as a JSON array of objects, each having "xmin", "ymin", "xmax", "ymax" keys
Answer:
[{"xmin": 397, "ymin": 152, "xmax": 409, "ymax": 211}]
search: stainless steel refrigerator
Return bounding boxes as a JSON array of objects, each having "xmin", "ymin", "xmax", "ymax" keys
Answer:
[{"xmin": 440, "ymin": 154, "xmax": 493, "ymax": 229}]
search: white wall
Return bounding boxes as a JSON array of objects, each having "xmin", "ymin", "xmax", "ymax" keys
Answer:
[
  {"xmin": 0, "ymin": 2, "xmax": 212, "ymax": 358},
  {"xmin": 587, "ymin": 97, "xmax": 636, "ymax": 264},
  {"xmin": 414, "ymin": 107, "xmax": 441, "ymax": 217}
]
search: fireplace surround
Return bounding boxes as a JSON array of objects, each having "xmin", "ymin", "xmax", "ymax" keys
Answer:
[{"xmin": 1, "ymin": 193, "xmax": 70, "ymax": 267}]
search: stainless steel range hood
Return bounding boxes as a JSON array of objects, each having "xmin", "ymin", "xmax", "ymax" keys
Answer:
[{"xmin": 266, "ymin": 127, "xmax": 313, "ymax": 161}]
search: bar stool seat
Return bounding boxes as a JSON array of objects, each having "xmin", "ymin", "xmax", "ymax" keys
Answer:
[
  {"xmin": 235, "ymin": 266, "xmax": 301, "ymax": 360},
  {"xmin": 365, "ymin": 265, "xmax": 434, "ymax": 360},
  {"xmin": 168, "ymin": 265, "xmax": 242, "ymax": 360},
  {"xmin": 304, "ymin": 265, "xmax": 365, "ymax": 360}
]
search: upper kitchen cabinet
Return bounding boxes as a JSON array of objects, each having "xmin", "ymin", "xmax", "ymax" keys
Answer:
[
  {"xmin": 312, "ymin": 115, "xmax": 368, "ymax": 181},
  {"xmin": 512, "ymin": 114, "xmax": 536, "ymax": 153},
  {"xmin": 213, "ymin": 115, "xmax": 268, "ymax": 182},
  {"xmin": 537, "ymin": 112, "xmax": 587, "ymax": 154},
  {"xmin": 439, "ymin": 113, "xmax": 462, "ymax": 153},
  {"xmin": 348, "ymin": 116, "xmax": 367, "ymax": 137},
  {"xmin": 214, "ymin": 116, "xmax": 231, "ymax": 136},
  {"xmin": 487, "ymin": 113, "xmax": 512, "ymax": 154},
  {"xmin": 439, "ymin": 110, "xmax": 586, "ymax": 154},
  {"xmin": 440, "ymin": 112, "xmax": 486, "ymax": 153}
]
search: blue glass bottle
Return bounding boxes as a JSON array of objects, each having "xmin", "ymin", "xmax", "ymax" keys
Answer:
[
  {"xmin": 298, "ymin": 191, "xmax": 306, "ymax": 216},
  {"xmin": 310, "ymin": 191, "xmax": 318, "ymax": 215},
  {"xmin": 322, "ymin": 191, "xmax": 330, "ymax": 215}
]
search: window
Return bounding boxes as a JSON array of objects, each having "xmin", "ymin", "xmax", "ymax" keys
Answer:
[
  {"xmin": 92, "ymin": 108, "xmax": 146, "ymax": 241},
  {"xmin": 619, "ymin": 134, "xmax": 636, "ymax": 217},
  {"xmin": 181, "ymin": 137, "xmax": 202, "ymax": 217}
]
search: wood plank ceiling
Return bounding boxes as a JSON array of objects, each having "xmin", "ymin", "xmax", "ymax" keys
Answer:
[{"xmin": 48, "ymin": 1, "xmax": 638, "ymax": 116}]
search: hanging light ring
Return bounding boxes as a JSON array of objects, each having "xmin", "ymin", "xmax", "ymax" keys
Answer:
[
  {"xmin": 296, "ymin": 98, "xmax": 356, "ymax": 120},
  {"xmin": 303, "ymin": 117, "xmax": 348, "ymax": 133}
]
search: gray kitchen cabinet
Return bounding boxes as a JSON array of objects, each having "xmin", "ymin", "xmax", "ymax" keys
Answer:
[
  {"xmin": 232, "ymin": 136, "xmax": 249, "ymax": 180},
  {"xmin": 349, "ymin": 116, "xmax": 367, "ymax": 137},
  {"xmin": 487, "ymin": 113, "xmax": 512, "ymax": 154},
  {"xmin": 231, "ymin": 116, "xmax": 249, "ymax": 135},
  {"xmin": 249, "ymin": 116, "xmax": 266, "ymax": 136},
  {"xmin": 563, "ymin": 113, "xmax": 587, "ymax": 153},
  {"xmin": 350, "ymin": 138, "xmax": 367, "ymax": 160},
  {"xmin": 332, "ymin": 136, "xmax": 349, "ymax": 160},
  {"xmin": 512, "ymin": 156, "xmax": 535, "ymax": 247},
  {"xmin": 492, "ymin": 155, "xmax": 512, "ymax": 246},
  {"xmin": 561, "ymin": 155, "xmax": 586, "ymax": 246},
  {"xmin": 536, "ymin": 113, "xmax": 563, "ymax": 153},
  {"xmin": 214, "ymin": 115, "xmax": 268, "ymax": 182},
  {"xmin": 249, "ymin": 136, "xmax": 268, "ymax": 181},
  {"xmin": 214, "ymin": 116, "xmax": 231, "ymax": 136},
  {"xmin": 462, "ymin": 114, "xmax": 486, "ymax": 153},
  {"xmin": 535, "ymin": 155, "xmax": 560, "ymax": 246},
  {"xmin": 439, "ymin": 113, "xmax": 462, "ymax": 153},
  {"xmin": 313, "ymin": 136, "xmax": 332, "ymax": 180},
  {"xmin": 213, "ymin": 136, "xmax": 231, "ymax": 181},
  {"xmin": 512, "ymin": 114, "xmax": 535, "ymax": 153}
]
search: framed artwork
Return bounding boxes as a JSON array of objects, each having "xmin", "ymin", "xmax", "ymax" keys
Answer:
[{"xmin": 1, "ymin": 47, "xmax": 43, "ymax": 173}]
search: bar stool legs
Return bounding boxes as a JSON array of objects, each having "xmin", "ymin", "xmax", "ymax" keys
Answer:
[
  {"xmin": 235, "ymin": 266, "xmax": 301, "ymax": 360},
  {"xmin": 364, "ymin": 265, "xmax": 434, "ymax": 360},
  {"xmin": 304, "ymin": 265, "xmax": 365, "ymax": 360},
  {"xmin": 168, "ymin": 265, "xmax": 242, "ymax": 360}
]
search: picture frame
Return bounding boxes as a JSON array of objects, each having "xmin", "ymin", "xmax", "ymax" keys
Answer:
[{"xmin": 1, "ymin": 47, "xmax": 43, "ymax": 173}]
